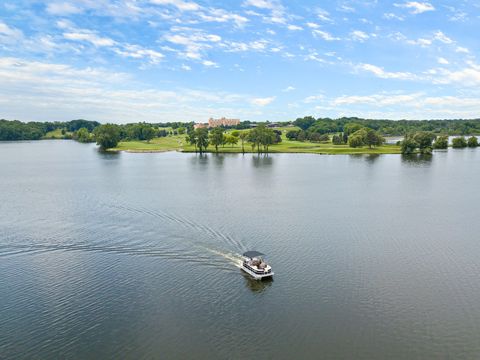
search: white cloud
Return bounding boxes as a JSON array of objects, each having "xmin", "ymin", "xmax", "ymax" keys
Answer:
[
  {"xmin": 164, "ymin": 28, "xmax": 222, "ymax": 60},
  {"xmin": 407, "ymin": 38, "xmax": 432, "ymax": 47},
  {"xmin": 432, "ymin": 66, "xmax": 480, "ymax": 87},
  {"xmin": 0, "ymin": 57, "xmax": 272, "ymax": 122},
  {"xmin": 202, "ymin": 60, "xmax": 218, "ymax": 67},
  {"xmin": 63, "ymin": 31, "xmax": 116, "ymax": 47},
  {"xmin": 150, "ymin": 0, "xmax": 200, "ymax": 12},
  {"xmin": 437, "ymin": 57, "xmax": 449, "ymax": 65},
  {"xmin": 181, "ymin": 64, "xmax": 191, "ymax": 71},
  {"xmin": 328, "ymin": 92, "xmax": 480, "ymax": 119},
  {"xmin": 252, "ymin": 96, "xmax": 275, "ymax": 106},
  {"xmin": 350, "ymin": 30, "xmax": 369, "ymax": 42},
  {"xmin": 304, "ymin": 94, "xmax": 324, "ymax": 103},
  {"xmin": 243, "ymin": 0, "xmax": 287, "ymax": 24},
  {"xmin": 332, "ymin": 93, "xmax": 422, "ymax": 106},
  {"xmin": 114, "ymin": 45, "xmax": 164, "ymax": 64},
  {"xmin": 306, "ymin": 22, "xmax": 320, "ymax": 29},
  {"xmin": 0, "ymin": 22, "xmax": 24, "ymax": 44},
  {"xmin": 359, "ymin": 63, "xmax": 417, "ymax": 80},
  {"xmin": 316, "ymin": 8, "xmax": 333, "ymax": 22},
  {"xmin": 395, "ymin": 2, "xmax": 435, "ymax": 14},
  {"xmin": 383, "ymin": 13, "xmax": 404, "ymax": 21},
  {"xmin": 433, "ymin": 31, "xmax": 453, "ymax": 44},
  {"xmin": 198, "ymin": 9, "xmax": 249, "ymax": 28},
  {"xmin": 338, "ymin": 5, "xmax": 355, "ymax": 13},
  {"xmin": 287, "ymin": 24, "xmax": 303, "ymax": 31},
  {"xmin": 456, "ymin": 46, "xmax": 469, "ymax": 54},
  {"xmin": 312, "ymin": 30, "xmax": 340, "ymax": 41},
  {"xmin": 46, "ymin": 2, "xmax": 83, "ymax": 15},
  {"xmin": 282, "ymin": 86, "xmax": 295, "ymax": 92}
]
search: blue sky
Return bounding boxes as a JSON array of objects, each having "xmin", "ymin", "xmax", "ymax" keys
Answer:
[{"xmin": 1, "ymin": 0, "xmax": 479, "ymax": 123}]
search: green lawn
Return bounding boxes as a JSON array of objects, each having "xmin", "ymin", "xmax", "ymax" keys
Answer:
[
  {"xmin": 111, "ymin": 133, "xmax": 401, "ymax": 155},
  {"xmin": 112, "ymin": 135, "xmax": 187, "ymax": 152},
  {"xmin": 43, "ymin": 129, "xmax": 72, "ymax": 139}
]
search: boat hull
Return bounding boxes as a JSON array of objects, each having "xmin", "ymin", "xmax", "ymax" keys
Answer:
[{"xmin": 241, "ymin": 265, "xmax": 274, "ymax": 280}]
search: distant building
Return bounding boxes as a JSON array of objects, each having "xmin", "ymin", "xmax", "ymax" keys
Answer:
[
  {"xmin": 194, "ymin": 123, "xmax": 208, "ymax": 129},
  {"xmin": 208, "ymin": 117, "xmax": 240, "ymax": 128}
]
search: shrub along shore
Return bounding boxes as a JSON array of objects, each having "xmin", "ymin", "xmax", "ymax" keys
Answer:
[{"xmin": 1, "ymin": 117, "xmax": 479, "ymax": 155}]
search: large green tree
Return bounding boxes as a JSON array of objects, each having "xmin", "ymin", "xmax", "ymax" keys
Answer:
[
  {"xmin": 248, "ymin": 124, "xmax": 276, "ymax": 153},
  {"xmin": 239, "ymin": 131, "xmax": 249, "ymax": 154},
  {"xmin": 452, "ymin": 136, "xmax": 467, "ymax": 148},
  {"xmin": 185, "ymin": 128, "xmax": 197, "ymax": 152},
  {"xmin": 224, "ymin": 134, "xmax": 238, "ymax": 147},
  {"xmin": 293, "ymin": 116, "xmax": 316, "ymax": 130},
  {"xmin": 209, "ymin": 127, "xmax": 225, "ymax": 152},
  {"xmin": 348, "ymin": 127, "xmax": 384, "ymax": 148},
  {"xmin": 401, "ymin": 137, "xmax": 418, "ymax": 155},
  {"xmin": 74, "ymin": 127, "xmax": 91, "ymax": 143},
  {"xmin": 195, "ymin": 128, "xmax": 209, "ymax": 154},
  {"xmin": 94, "ymin": 124, "xmax": 121, "ymax": 149},
  {"xmin": 433, "ymin": 136, "xmax": 448, "ymax": 149},
  {"xmin": 413, "ymin": 132, "xmax": 436, "ymax": 154},
  {"xmin": 467, "ymin": 136, "xmax": 478, "ymax": 147}
]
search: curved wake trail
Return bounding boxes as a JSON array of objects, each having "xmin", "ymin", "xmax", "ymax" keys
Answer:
[{"xmin": 1, "ymin": 199, "xmax": 247, "ymax": 273}]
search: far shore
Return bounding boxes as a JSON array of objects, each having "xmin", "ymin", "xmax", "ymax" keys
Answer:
[{"xmin": 108, "ymin": 135, "xmax": 402, "ymax": 155}]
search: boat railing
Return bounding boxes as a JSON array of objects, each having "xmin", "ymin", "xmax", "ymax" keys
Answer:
[{"xmin": 243, "ymin": 262, "xmax": 272, "ymax": 274}]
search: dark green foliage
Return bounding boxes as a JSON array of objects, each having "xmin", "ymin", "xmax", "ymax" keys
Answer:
[
  {"xmin": 248, "ymin": 124, "xmax": 276, "ymax": 153},
  {"xmin": 152, "ymin": 121, "xmax": 194, "ymax": 129},
  {"xmin": 332, "ymin": 135, "xmax": 343, "ymax": 145},
  {"xmin": 452, "ymin": 136, "xmax": 467, "ymax": 148},
  {"xmin": 273, "ymin": 130, "xmax": 282, "ymax": 143},
  {"xmin": 348, "ymin": 135, "xmax": 364, "ymax": 148},
  {"xmin": 344, "ymin": 123, "xmax": 363, "ymax": 135},
  {"xmin": 293, "ymin": 116, "xmax": 316, "ymax": 130},
  {"xmin": 177, "ymin": 127, "xmax": 186, "ymax": 135},
  {"xmin": 296, "ymin": 130, "xmax": 306, "ymax": 141},
  {"xmin": 467, "ymin": 136, "xmax": 478, "ymax": 147},
  {"xmin": 195, "ymin": 128, "xmax": 209, "ymax": 153},
  {"xmin": 74, "ymin": 128, "xmax": 92, "ymax": 143},
  {"xmin": 291, "ymin": 116, "xmax": 480, "ymax": 136},
  {"xmin": 0, "ymin": 120, "xmax": 44, "ymax": 140},
  {"xmin": 124, "ymin": 123, "xmax": 155, "ymax": 141},
  {"xmin": 412, "ymin": 132, "xmax": 436, "ymax": 154},
  {"xmin": 309, "ymin": 133, "xmax": 329, "ymax": 142},
  {"xmin": 234, "ymin": 121, "xmax": 253, "ymax": 130},
  {"xmin": 94, "ymin": 124, "xmax": 121, "ymax": 149},
  {"xmin": 239, "ymin": 131, "xmax": 248, "ymax": 154},
  {"xmin": 433, "ymin": 136, "xmax": 448, "ymax": 149},
  {"xmin": 66, "ymin": 119, "xmax": 100, "ymax": 132},
  {"xmin": 401, "ymin": 136, "xmax": 418, "ymax": 155},
  {"xmin": 210, "ymin": 127, "xmax": 225, "ymax": 152},
  {"xmin": 158, "ymin": 129, "xmax": 167, "ymax": 137},
  {"xmin": 348, "ymin": 128, "xmax": 384, "ymax": 148},
  {"xmin": 286, "ymin": 130, "xmax": 300, "ymax": 140},
  {"xmin": 224, "ymin": 134, "xmax": 238, "ymax": 147}
]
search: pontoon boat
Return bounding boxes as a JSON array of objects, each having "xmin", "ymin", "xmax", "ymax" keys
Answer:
[{"xmin": 241, "ymin": 251, "xmax": 273, "ymax": 280}]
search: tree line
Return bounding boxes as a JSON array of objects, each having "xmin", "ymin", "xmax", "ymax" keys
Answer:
[
  {"xmin": 293, "ymin": 116, "xmax": 480, "ymax": 136},
  {"xmin": 0, "ymin": 119, "xmax": 100, "ymax": 141},
  {"xmin": 400, "ymin": 132, "xmax": 479, "ymax": 154}
]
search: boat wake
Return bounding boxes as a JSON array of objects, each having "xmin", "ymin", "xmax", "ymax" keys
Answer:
[{"xmin": 0, "ymin": 200, "xmax": 247, "ymax": 273}]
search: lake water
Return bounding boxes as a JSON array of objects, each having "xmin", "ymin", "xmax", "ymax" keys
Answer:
[{"xmin": 1, "ymin": 140, "xmax": 480, "ymax": 359}]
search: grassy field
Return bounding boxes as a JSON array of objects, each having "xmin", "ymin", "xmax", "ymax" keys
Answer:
[
  {"xmin": 43, "ymin": 129, "xmax": 72, "ymax": 139},
  {"xmin": 112, "ymin": 135, "xmax": 187, "ymax": 152},
  {"xmin": 111, "ymin": 131, "xmax": 401, "ymax": 155}
]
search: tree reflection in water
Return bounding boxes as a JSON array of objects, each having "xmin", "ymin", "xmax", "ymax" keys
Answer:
[{"xmin": 401, "ymin": 153, "xmax": 433, "ymax": 166}]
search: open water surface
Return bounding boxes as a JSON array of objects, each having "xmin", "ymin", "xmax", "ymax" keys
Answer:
[{"xmin": 1, "ymin": 140, "xmax": 480, "ymax": 359}]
